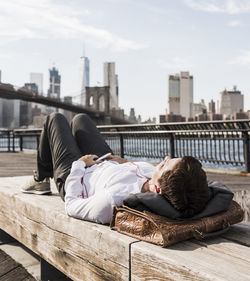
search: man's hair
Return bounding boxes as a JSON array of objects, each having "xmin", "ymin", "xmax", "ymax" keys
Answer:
[{"xmin": 158, "ymin": 156, "xmax": 209, "ymax": 218}]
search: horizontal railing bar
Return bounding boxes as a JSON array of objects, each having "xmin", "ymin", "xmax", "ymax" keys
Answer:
[
  {"xmin": 100, "ymin": 130, "xmax": 248, "ymax": 135},
  {"xmin": 98, "ymin": 119, "xmax": 250, "ymax": 130},
  {"xmin": 124, "ymin": 154, "xmax": 245, "ymax": 164}
]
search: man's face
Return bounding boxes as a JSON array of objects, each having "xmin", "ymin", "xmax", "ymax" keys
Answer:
[{"xmin": 150, "ymin": 156, "xmax": 182, "ymax": 192}]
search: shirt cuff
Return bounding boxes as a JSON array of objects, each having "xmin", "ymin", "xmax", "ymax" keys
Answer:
[{"xmin": 71, "ymin": 160, "xmax": 86, "ymax": 171}]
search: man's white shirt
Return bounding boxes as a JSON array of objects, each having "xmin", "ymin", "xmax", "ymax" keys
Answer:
[{"xmin": 65, "ymin": 160, "xmax": 154, "ymax": 224}]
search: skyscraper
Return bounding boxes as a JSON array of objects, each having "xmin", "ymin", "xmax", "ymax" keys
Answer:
[
  {"xmin": 219, "ymin": 86, "xmax": 244, "ymax": 117},
  {"xmin": 209, "ymin": 99, "xmax": 216, "ymax": 113},
  {"xmin": 80, "ymin": 56, "xmax": 90, "ymax": 105},
  {"xmin": 168, "ymin": 74, "xmax": 180, "ymax": 115},
  {"xmin": 2, "ymin": 99, "xmax": 20, "ymax": 128},
  {"xmin": 30, "ymin": 73, "xmax": 43, "ymax": 95},
  {"xmin": 104, "ymin": 62, "xmax": 119, "ymax": 110},
  {"xmin": 24, "ymin": 83, "xmax": 38, "ymax": 93},
  {"xmin": 168, "ymin": 71, "xmax": 193, "ymax": 120},
  {"xmin": 0, "ymin": 70, "xmax": 2, "ymax": 127},
  {"xmin": 128, "ymin": 108, "xmax": 137, "ymax": 123},
  {"xmin": 0, "ymin": 70, "xmax": 19, "ymax": 128},
  {"xmin": 48, "ymin": 67, "xmax": 61, "ymax": 99}
]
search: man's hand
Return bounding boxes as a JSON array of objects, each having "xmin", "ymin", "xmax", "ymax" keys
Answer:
[
  {"xmin": 107, "ymin": 155, "xmax": 128, "ymax": 164},
  {"xmin": 78, "ymin": 154, "xmax": 99, "ymax": 167}
]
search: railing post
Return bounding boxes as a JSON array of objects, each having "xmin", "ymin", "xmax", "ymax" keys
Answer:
[
  {"xmin": 36, "ymin": 135, "xmax": 40, "ymax": 151},
  {"xmin": 119, "ymin": 134, "xmax": 124, "ymax": 158},
  {"xmin": 170, "ymin": 133, "xmax": 175, "ymax": 158},
  {"xmin": 12, "ymin": 131, "xmax": 15, "ymax": 152},
  {"xmin": 243, "ymin": 131, "xmax": 250, "ymax": 173},
  {"xmin": 7, "ymin": 131, "xmax": 11, "ymax": 152},
  {"xmin": 20, "ymin": 135, "xmax": 23, "ymax": 151}
]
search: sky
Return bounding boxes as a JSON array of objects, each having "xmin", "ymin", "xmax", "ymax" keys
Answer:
[{"xmin": 0, "ymin": 0, "xmax": 250, "ymax": 121}]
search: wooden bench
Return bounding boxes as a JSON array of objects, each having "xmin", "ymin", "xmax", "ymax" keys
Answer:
[{"xmin": 0, "ymin": 176, "xmax": 250, "ymax": 281}]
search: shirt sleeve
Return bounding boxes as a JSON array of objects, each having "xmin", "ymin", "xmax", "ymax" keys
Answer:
[{"xmin": 64, "ymin": 160, "xmax": 114, "ymax": 224}]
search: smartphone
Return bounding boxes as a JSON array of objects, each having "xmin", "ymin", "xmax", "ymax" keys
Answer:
[{"xmin": 96, "ymin": 153, "xmax": 112, "ymax": 162}]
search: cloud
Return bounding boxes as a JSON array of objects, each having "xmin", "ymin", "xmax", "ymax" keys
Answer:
[
  {"xmin": 0, "ymin": 0, "xmax": 146, "ymax": 52},
  {"xmin": 227, "ymin": 20, "xmax": 241, "ymax": 26},
  {"xmin": 228, "ymin": 50, "xmax": 250, "ymax": 66},
  {"xmin": 0, "ymin": 53, "xmax": 11, "ymax": 59},
  {"xmin": 157, "ymin": 57, "xmax": 193, "ymax": 70},
  {"xmin": 184, "ymin": 0, "xmax": 250, "ymax": 14}
]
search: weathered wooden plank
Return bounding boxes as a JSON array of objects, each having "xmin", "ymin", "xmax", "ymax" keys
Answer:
[
  {"xmin": 0, "ymin": 176, "xmax": 138, "ymax": 281},
  {"xmin": 131, "ymin": 235, "xmax": 250, "ymax": 281},
  {"xmin": 0, "ymin": 242, "xmax": 40, "ymax": 280},
  {"xmin": 234, "ymin": 190, "xmax": 250, "ymax": 222},
  {"xmin": 0, "ymin": 250, "xmax": 19, "ymax": 277},
  {"xmin": 0, "ymin": 250, "xmax": 11, "ymax": 264},
  {"xmin": 0, "ymin": 265, "xmax": 35, "ymax": 281}
]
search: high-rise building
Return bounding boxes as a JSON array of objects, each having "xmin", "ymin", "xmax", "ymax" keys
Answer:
[
  {"xmin": 2, "ymin": 99, "xmax": 20, "ymax": 128},
  {"xmin": 209, "ymin": 99, "xmax": 216, "ymax": 113},
  {"xmin": 168, "ymin": 74, "xmax": 180, "ymax": 115},
  {"xmin": 168, "ymin": 72, "xmax": 193, "ymax": 120},
  {"xmin": 219, "ymin": 86, "xmax": 244, "ymax": 117},
  {"xmin": 180, "ymin": 72, "xmax": 193, "ymax": 119},
  {"xmin": 104, "ymin": 62, "xmax": 119, "ymax": 110},
  {"xmin": 30, "ymin": 73, "xmax": 43, "ymax": 95},
  {"xmin": 48, "ymin": 67, "xmax": 61, "ymax": 99},
  {"xmin": 20, "ymin": 100, "xmax": 32, "ymax": 127},
  {"xmin": 24, "ymin": 83, "xmax": 38, "ymax": 93},
  {"xmin": 128, "ymin": 108, "xmax": 137, "ymax": 123},
  {"xmin": 80, "ymin": 56, "xmax": 90, "ymax": 105},
  {"xmin": 63, "ymin": 96, "xmax": 75, "ymax": 122},
  {"xmin": 19, "ymin": 83, "xmax": 38, "ymax": 127},
  {"xmin": 192, "ymin": 99, "xmax": 207, "ymax": 118},
  {"xmin": 0, "ymin": 100, "xmax": 2, "ymax": 127},
  {"xmin": 30, "ymin": 72, "xmax": 47, "ymax": 114},
  {"xmin": 0, "ymin": 70, "xmax": 2, "ymax": 127},
  {"xmin": 0, "ymin": 71, "xmax": 20, "ymax": 128}
]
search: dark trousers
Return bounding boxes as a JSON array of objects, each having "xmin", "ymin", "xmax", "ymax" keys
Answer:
[{"xmin": 36, "ymin": 113, "xmax": 112, "ymax": 200}]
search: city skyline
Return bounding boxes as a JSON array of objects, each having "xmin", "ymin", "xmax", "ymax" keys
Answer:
[{"xmin": 0, "ymin": 0, "xmax": 250, "ymax": 120}]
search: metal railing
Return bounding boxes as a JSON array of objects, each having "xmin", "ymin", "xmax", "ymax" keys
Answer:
[
  {"xmin": 0, "ymin": 129, "xmax": 41, "ymax": 152},
  {"xmin": 0, "ymin": 119, "xmax": 250, "ymax": 172},
  {"xmin": 0, "ymin": 129, "xmax": 13, "ymax": 152},
  {"xmin": 98, "ymin": 119, "xmax": 250, "ymax": 172}
]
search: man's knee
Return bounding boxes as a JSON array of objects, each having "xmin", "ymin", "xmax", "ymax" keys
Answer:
[
  {"xmin": 71, "ymin": 113, "xmax": 92, "ymax": 127},
  {"xmin": 45, "ymin": 113, "xmax": 68, "ymax": 128},
  {"xmin": 47, "ymin": 112, "xmax": 66, "ymax": 123}
]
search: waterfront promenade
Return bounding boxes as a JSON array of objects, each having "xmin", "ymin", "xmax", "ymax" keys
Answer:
[{"xmin": 0, "ymin": 152, "xmax": 249, "ymax": 192}]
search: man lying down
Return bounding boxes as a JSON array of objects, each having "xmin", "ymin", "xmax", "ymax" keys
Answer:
[{"xmin": 21, "ymin": 113, "xmax": 234, "ymax": 224}]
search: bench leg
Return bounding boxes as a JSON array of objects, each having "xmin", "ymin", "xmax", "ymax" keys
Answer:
[
  {"xmin": 0, "ymin": 229, "xmax": 16, "ymax": 244},
  {"xmin": 40, "ymin": 258, "xmax": 71, "ymax": 280}
]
